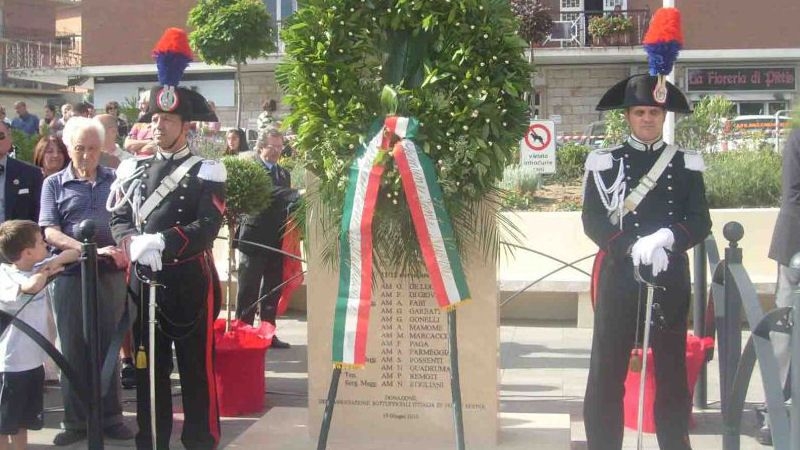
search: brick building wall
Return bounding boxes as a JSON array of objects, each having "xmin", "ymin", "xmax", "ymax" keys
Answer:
[
  {"xmin": 4, "ymin": 0, "xmax": 56, "ymax": 42},
  {"xmin": 540, "ymin": 65, "xmax": 629, "ymax": 135},
  {"xmin": 81, "ymin": 0, "xmax": 196, "ymax": 66},
  {"xmin": 681, "ymin": 0, "xmax": 800, "ymax": 50}
]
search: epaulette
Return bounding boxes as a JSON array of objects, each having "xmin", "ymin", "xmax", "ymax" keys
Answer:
[
  {"xmin": 584, "ymin": 144, "xmax": 622, "ymax": 172},
  {"xmin": 678, "ymin": 148, "xmax": 705, "ymax": 172},
  {"xmin": 115, "ymin": 156, "xmax": 151, "ymax": 180},
  {"xmin": 198, "ymin": 159, "xmax": 227, "ymax": 182}
]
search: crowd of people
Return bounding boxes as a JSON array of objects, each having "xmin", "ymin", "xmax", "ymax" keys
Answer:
[{"xmin": 0, "ymin": 88, "xmax": 296, "ymax": 448}]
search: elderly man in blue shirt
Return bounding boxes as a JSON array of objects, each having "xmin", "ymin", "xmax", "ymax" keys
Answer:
[{"xmin": 38, "ymin": 116, "xmax": 134, "ymax": 446}]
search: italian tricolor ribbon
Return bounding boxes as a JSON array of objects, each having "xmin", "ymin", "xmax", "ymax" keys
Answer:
[{"xmin": 332, "ymin": 116, "xmax": 471, "ymax": 367}]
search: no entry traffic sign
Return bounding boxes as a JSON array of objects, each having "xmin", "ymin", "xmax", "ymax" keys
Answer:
[
  {"xmin": 520, "ymin": 120, "xmax": 556, "ymax": 174},
  {"xmin": 524, "ymin": 123, "xmax": 552, "ymax": 151}
]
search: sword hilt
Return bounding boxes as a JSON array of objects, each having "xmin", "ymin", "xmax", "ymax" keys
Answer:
[{"xmin": 632, "ymin": 264, "xmax": 666, "ymax": 291}]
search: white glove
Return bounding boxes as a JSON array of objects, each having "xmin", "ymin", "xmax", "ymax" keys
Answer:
[
  {"xmin": 650, "ymin": 247, "xmax": 669, "ymax": 277},
  {"xmin": 137, "ymin": 249, "xmax": 162, "ymax": 272},
  {"xmin": 129, "ymin": 233, "xmax": 165, "ymax": 263},
  {"xmin": 631, "ymin": 228, "xmax": 674, "ymax": 261}
]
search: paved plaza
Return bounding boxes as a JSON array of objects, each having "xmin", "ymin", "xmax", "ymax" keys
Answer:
[{"xmin": 26, "ymin": 315, "xmax": 772, "ymax": 449}]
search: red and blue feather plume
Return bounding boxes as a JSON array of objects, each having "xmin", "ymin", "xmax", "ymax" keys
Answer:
[
  {"xmin": 152, "ymin": 28, "xmax": 193, "ymax": 88},
  {"xmin": 642, "ymin": 8, "xmax": 683, "ymax": 77}
]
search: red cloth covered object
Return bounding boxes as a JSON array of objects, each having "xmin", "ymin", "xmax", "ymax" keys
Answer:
[
  {"xmin": 277, "ymin": 221, "xmax": 304, "ymax": 316},
  {"xmin": 214, "ymin": 319, "xmax": 275, "ymax": 416},
  {"xmin": 623, "ymin": 333, "xmax": 715, "ymax": 432}
]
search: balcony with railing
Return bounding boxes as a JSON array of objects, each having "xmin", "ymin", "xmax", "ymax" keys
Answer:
[
  {"xmin": 542, "ymin": 9, "xmax": 651, "ymax": 49},
  {"xmin": 2, "ymin": 37, "xmax": 81, "ymax": 71}
]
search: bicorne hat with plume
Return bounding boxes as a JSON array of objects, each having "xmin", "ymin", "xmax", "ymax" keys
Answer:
[
  {"xmin": 596, "ymin": 8, "xmax": 691, "ymax": 113},
  {"xmin": 139, "ymin": 28, "xmax": 218, "ymax": 123}
]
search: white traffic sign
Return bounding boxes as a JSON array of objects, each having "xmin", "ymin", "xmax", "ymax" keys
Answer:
[{"xmin": 520, "ymin": 120, "xmax": 556, "ymax": 174}]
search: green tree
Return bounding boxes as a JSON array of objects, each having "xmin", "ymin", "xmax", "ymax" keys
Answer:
[
  {"xmin": 675, "ymin": 95, "xmax": 734, "ymax": 151},
  {"xmin": 602, "ymin": 109, "xmax": 629, "ymax": 147},
  {"xmin": 188, "ymin": 0, "xmax": 277, "ymax": 127}
]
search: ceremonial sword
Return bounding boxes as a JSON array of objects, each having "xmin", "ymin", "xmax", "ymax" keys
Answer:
[{"xmin": 633, "ymin": 264, "xmax": 665, "ymax": 450}]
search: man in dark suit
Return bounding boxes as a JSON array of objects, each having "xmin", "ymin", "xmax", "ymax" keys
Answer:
[
  {"xmin": 235, "ymin": 126, "xmax": 294, "ymax": 348},
  {"xmin": 1, "ymin": 120, "xmax": 43, "ymax": 225},
  {"xmin": 764, "ymin": 127, "xmax": 800, "ymax": 444}
]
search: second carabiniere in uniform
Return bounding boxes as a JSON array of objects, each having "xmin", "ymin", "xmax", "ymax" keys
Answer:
[{"xmin": 581, "ymin": 74, "xmax": 711, "ymax": 450}]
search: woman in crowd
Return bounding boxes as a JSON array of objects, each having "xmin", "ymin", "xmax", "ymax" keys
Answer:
[
  {"xmin": 32, "ymin": 135, "xmax": 69, "ymax": 178},
  {"xmin": 124, "ymin": 90, "xmax": 156, "ymax": 155},
  {"xmin": 224, "ymin": 128, "xmax": 249, "ymax": 155}
]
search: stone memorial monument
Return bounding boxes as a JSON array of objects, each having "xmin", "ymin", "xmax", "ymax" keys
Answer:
[
  {"xmin": 307, "ymin": 232, "xmax": 498, "ymax": 447},
  {"xmin": 276, "ymin": 1, "xmax": 533, "ymax": 447}
]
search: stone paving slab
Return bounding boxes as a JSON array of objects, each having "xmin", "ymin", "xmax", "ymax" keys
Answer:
[{"xmin": 26, "ymin": 316, "xmax": 773, "ymax": 449}]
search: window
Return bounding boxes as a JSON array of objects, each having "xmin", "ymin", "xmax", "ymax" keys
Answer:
[
  {"xmin": 737, "ymin": 102, "xmax": 764, "ymax": 115},
  {"xmin": 735, "ymin": 101, "xmax": 790, "ymax": 116},
  {"xmin": 768, "ymin": 102, "xmax": 788, "ymax": 115},
  {"xmin": 264, "ymin": 0, "xmax": 296, "ymax": 23},
  {"xmin": 603, "ymin": 0, "xmax": 626, "ymax": 11}
]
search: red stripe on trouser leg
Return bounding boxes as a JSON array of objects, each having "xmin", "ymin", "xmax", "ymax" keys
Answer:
[
  {"xmin": 590, "ymin": 250, "xmax": 606, "ymax": 310},
  {"xmin": 201, "ymin": 258, "xmax": 221, "ymax": 444}
]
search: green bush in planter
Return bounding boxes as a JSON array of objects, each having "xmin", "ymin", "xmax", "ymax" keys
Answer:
[
  {"xmin": 551, "ymin": 142, "xmax": 590, "ymax": 183},
  {"xmin": 500, "ymin": 164, "xmax": 541, "ymax": 194},
  {"xmin": 588, "ymin": 16, "xmax": 613, "ymax": 38},
  {"xmin": 704, "ymin": 149, "xmax": 781, "ymax": 208},
  {"xmin": 499, "ymin": 164, "xmax": 541, "ymax": 211}
]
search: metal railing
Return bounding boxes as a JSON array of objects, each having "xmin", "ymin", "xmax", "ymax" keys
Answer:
[
  {"xmin": 705, "ymin": 222, "xmax": 798, "ymax": 450},
  {"xmin": 544, "ymin": 9, "xmax": 651, "ymax": 48},
  {"xmin": 2, "ymin": 38, "xmax": 81, "ymax": 70}
]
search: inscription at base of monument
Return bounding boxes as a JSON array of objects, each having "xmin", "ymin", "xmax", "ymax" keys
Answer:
[{"xmin": 308, "ymin": 260, "xmax": 498, "ymax": 447}]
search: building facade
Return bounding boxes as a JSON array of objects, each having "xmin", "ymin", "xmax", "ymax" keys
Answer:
[
  {"xmin": 8, "ymin": 0, "xmax": 800, "ymax": 139},
  {"xmin": 536, "ymin": 0, "xmax": 800, "ymax": 139},
  {"xmin": 0, "ymin": 0, "xmax": 80, "ymax": 109},
  {"xmin": 79, "ymin": 0, "xmax": 294, "ymax": 128}
]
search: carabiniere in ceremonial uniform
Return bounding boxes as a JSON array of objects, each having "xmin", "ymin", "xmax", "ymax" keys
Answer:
[
  {"xmin": 109, "ymin": 28, "xmax": 225, "ymax": 449},
  {"xmin": 581, "ymin": 74, "xmax": 711, "ymax": 450}
]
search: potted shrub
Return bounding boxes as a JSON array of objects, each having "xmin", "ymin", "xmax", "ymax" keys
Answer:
[
  {"xmin": 588, "ymin": 14, "xmax": 634, "ymax": 46},
  {"xmin": 588, "ymin": 16, "xmax": 613, "ymax": 46},
  {"xmin": 609, "ymin": 15, "xmax": 634, "ymax": 45}
]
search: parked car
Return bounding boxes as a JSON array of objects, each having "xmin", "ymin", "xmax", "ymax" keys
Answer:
[{"xmin": 579, "ymin": 120, "xmax": 606, "ymax": 149}]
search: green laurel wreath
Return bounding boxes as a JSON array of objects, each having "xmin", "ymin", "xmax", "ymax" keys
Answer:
[{"xmin": 277, "ymin": 0, "xmax": 532, "ymax": 276}]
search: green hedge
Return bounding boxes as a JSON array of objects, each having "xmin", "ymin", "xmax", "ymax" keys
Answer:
[
  {"xmin": 499, "ymin": 164, "xmax": 541, "ymax": 210},
  {"xmin": 498, "ymin": 142, "xmax": 782, "ymax": 211},
  {"xmin": 704, "ymin": 148, "xmax": 781, "ymax": 208},
  {"xmin": 552, "ymin": 143, "xmax": 590, "ymax": 182},
  {"xmin": 11, "ymin": 129, "xmax": 39, "ymax": 163}
]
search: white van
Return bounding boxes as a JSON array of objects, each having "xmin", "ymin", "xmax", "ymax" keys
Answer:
[{"xmin": 717, "ymin": 114, "xmax": 790, "ymax": 152}]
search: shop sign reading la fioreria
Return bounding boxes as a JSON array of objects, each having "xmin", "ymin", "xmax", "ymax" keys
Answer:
[{"xmin": 686, "ymin": 67, "xmax": 796, "ymax": 92}]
